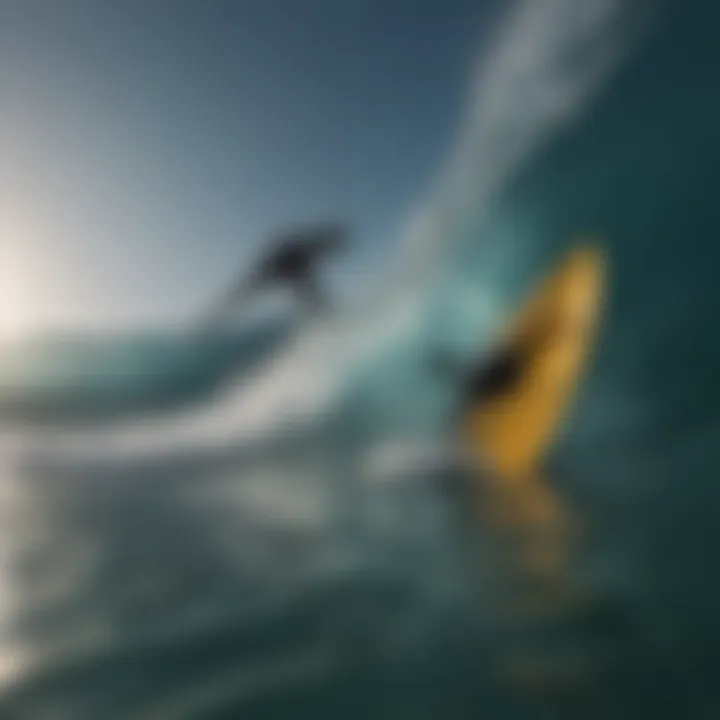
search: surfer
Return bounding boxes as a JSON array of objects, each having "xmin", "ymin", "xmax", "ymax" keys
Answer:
[{"xmin": 203, "ymin": 222, "xmax": 347, "ymax": 328}]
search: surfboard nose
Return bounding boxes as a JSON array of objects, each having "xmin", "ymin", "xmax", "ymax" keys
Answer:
[{"xmin": 557, "ymin": 245, "xmax": 605, "ymax": 322}]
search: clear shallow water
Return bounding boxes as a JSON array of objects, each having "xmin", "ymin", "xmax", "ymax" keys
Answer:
[{"xmin": 2, "ymin": 1, "xmax": 720, "ymax": 717}]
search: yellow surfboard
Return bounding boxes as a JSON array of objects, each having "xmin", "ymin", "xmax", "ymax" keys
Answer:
[{"xmin": 464, "ymin": 244, "xmax": 606, "ymax": 480}]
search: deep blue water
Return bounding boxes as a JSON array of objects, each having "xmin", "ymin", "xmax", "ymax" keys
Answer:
[{"xmin": 1, "ymin": 1, "xmax": 720, "ymax": 717}]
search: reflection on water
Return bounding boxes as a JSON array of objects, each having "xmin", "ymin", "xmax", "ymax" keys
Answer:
[{"xmin": 0, "ymin": 432, "xmax": 482, "ymax": 718}]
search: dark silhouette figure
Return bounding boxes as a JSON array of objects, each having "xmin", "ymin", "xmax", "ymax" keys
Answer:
[{"xmin": 204, "ymin": 223, "xmax": 347, "ymax": 327}]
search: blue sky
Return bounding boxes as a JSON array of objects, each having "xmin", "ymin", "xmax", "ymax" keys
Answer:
[{"xmin": 0, "ymin": 0, "xmax": 498, "ymax": 336}]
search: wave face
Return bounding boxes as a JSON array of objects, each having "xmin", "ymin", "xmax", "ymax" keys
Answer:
[{"xmin": 2, "ymin": 1, "xmax": 720, "ymax": 717}]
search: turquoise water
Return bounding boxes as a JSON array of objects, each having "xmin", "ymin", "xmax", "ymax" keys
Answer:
[{"xmin": 2, "ymin": 2, "xmax": 720, "ymax": 717}]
